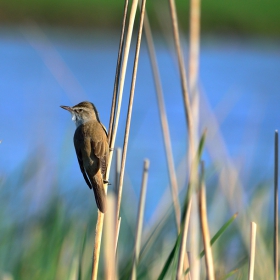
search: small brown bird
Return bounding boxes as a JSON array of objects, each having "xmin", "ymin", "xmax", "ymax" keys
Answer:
[{"xmin": 61, "ymin": 101, "xmax": 109, "ymax": 213}]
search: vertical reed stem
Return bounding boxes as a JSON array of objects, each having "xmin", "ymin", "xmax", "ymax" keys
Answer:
[
  {"xmin": 274, "ymin": 130, "xmax": 279, "ymax": 280},
  {"xmin": 189, "ymin": 0, "xmax": 201, "ymax": 151},
  {"xmin": 199, "ymin": 162, "xmax": 215, "ymax": 280},
  {"xmin": 91, "ymin": 210, "xmax": 104, "ymax": 280},
  {"xmin": 187, "ymin": 252, "xmax": 192, "ymax": 280},
  {"xmin": 91, "ymin": 0, "xmax": 139, "ymax": 278},
  {"xmin": 131, "ymin": 159, "xmax": 150, "ymax": 280},
  {"xmin": 178, "ymin": 198, "xmax": 193, "ymax": 279},
  {"xmin": 168, "ymin": 0, "xmax": 194, "ymax": 143},
  {"xmin": 108, "ymin": 0, "xmax": 129, "ymax": 146},
  {"xmin": 114, "ymin": 148, "xmax": 122, "ymax": 253},
  {"xmin": 115, "ymin": 217, "xmax": 122, "ymax": 253},
  {"xmin": 104, "ymin": 194, "xmax": 117, "ymax": 280},
  {"xmin": 190, "ymin": 194, "xmax": 200, "ymax": 280},
  {"xmin": 115, "ymin": 0, "xmax": 147, "ymax": 224},
  {"xmin": 109, "ymin": 0, "xmax": 139, "ymax": 153},
  {"xmin": 115, "ymin": 147, "xmax": 122, "ymax": 195},
  {"xmin": 248, "ymin": 222, "xmax": 257, "ymax": 280},
  {"xmin": 189, "ymin": 0, "xmax": 200, "ymax": 97},
  {"xmin": 142, "ymin": 9, "xmax": 181, "ymax": 232},
  {"xmin": 168, "ymin": 0, "xmax": 198, "ymax": 276}
]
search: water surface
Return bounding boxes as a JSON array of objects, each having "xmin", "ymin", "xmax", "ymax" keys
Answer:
[{"xmin": 0, "ymin": 26, "xmax": 279, "ymax": 219}]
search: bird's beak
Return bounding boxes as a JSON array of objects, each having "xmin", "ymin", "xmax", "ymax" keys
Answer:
[{"xmin": 60, "ymin": 105, "xmax": 73, "ymax": 112}]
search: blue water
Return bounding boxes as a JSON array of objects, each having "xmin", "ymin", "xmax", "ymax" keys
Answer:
[{"xmin": 0, "ymin": 26, "xmax": 280, "ymax": 219}]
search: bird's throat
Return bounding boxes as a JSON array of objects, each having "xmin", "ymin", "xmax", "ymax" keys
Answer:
[{"xmin": 72, "ymin": 113, "xmax": 90, "ymax": 128}]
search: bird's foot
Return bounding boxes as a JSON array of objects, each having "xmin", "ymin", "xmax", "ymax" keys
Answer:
[{"xmin": 103, "ymin": 180, "xmax": 111, "ymax": 185}]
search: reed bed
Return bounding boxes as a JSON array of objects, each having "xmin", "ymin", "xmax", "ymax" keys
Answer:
[
  {"xmin": 89, "ymin": 0, "xmax": 278, "ymax": 278},
  {"xmin": 0, "ymin": 0, "xmax": 278, "ymax": 279}
]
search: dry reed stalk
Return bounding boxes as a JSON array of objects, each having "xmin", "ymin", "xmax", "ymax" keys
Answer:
[
  {"xmin": 167, "ymin": 0, "xmax": 194, "ymax": 144},
  {"xmin": 115, "ymin": 148, "xmax": 122, "ymax": 195},
  {"xmin": 187, "ymin": 252, "xmax": 192, "ymax": 280},
  {"xmin": 274, "ymin": 130, "xmax": 278, "ymax": 280},
  {"xmin": 109, "ymin": 0, "xmax": 139, "ymax": 154},
  {"xmin": 188, "ymin": 0, "xmax": 201, "ymax": 149},
  {"xmin": 169, "ymin": 0, "xmax": 200, "ymax": 274},
  {"xmin": 104, "ymin": 194, "xmax": 117, "ymax": 280},
  {"xmin": 91, "ymin": 210, "xmax": 104, "ymax": 280},
  {"xmin": 131, "ymin": 159, "xmax": 150, "ymax": 280},
  {"xmin": 180, "ymin": 0, "xmax": 201, "ymax": 276},
  {"xmin": 198, "ymin": 162, "xmax": 215, "ymax": 280},
  {"xmin": 115, "ymin": 0, "xmax": 147, "ymax": 227},
  {"xmin": 248, "ymin": 222, "xmax": 257, "ymax": 280},
  {"xmin": 189, "ymin": 194, "xmax": 200, "ymax": 280},
  {"xmin": 189, "ymin": 0, "xmax": 200, "ymax": 95},
  {"xmin": 114, "ymin": 148, "xmax": 122, "ymax": 253},
  {"xmin": 108, "ymin": 0, "xmax": 129, "ymax": 145},
  {"xmin": 200, "ymin": 90, "xmax": 274, "ymax": 278},
  {"xmin": 91, "ymin": 0, "xmax": 139, "ymax": 278},
  {"xmin": 142, "ymin": 7, "xmax": 181, "ymax": 232},
  {"xmin": 178, "ymin": 198, "xmax": 193, "ymax": 280},
  {"xmin": 115, "ymin": 217, "xmax": 121, "ymax": 253}
]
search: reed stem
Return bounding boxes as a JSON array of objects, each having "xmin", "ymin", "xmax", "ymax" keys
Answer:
[
  {"xmin": 115, "ymin": 0, "xmax": 147, "ymax": 225},
  {"xmin": 108, "ymin": 0, "xmax": 129, "ymax": 145},
  {"xmin": 115, "ymin": 147, "xmax": 122, "ymax": 195},
  {"xmin": 199, "ymin": 162, "xmax": 215, "ymax": 280},
  {"xmin": 131, "ymin": 159, "xmax": 150, "ymax": 280},
  {"xmin": 248, "ymin": 222, "xmax": 257, "ymax": 280},
  {"xmin": 143, "ymin": 7, "xmax": 181, "ymax": 232},
  {"xmin": 169, "ymin": 0, "xmax": 197, "ymax": 273},
  {"xmin": 177, "ymin": 199, "xmax": 192, "ymax": 280},
  {"xmin": 91, "ymin": 0, "xmax": 139, "ymax": 278},
  {"xmin": 189, "ymin": 0, "xmax": 201, "ymax": 151},
  {"xmin": 109, "ymin": 0, "xmax": 139, "ymax": 153},
  {"xmin": 104, "ymin": 194, "xmax": 117, "ymax": 280},
  {"xmin": 91, "ymin": 210, "xmax": 104, "ymax": 280},
  {"xmin": 167, "ymin": 0, "xmax": 194, "ymax": 143},
  {"xmin": 115, "ymin": 217, "xmax": 122, "ymax": 254},
  {"xmin": 274, "ymin": 130, "xmax": 278, "ymax": 280}
]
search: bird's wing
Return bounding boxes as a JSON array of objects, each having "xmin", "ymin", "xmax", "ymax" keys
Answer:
[
  {"xmin": 74, "ymin": 143, "xmax": 92, "ymax": 189},
  {"xmin": 91, "ymin": 126, "xmax": 109, "ymax": 176}
]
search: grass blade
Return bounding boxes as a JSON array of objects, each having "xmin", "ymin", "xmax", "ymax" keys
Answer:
[
  {"xmin": 200, "ymin": 212, "xmax": 238, "ymax": 258},
  {"xmin": 184, "ymin": 212, "xmax": 238, "ymax": 275},
  {"xmin": 221, "ymin": 256, "xmax": 248, "ymax": 280},
  {"xmin": 157, "ymin": 233, "xmax": 182, "ymax": 280}
]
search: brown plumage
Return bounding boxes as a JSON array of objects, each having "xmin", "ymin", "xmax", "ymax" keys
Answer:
[{"xmin": 61, "ymin": 101, "xmax": 109, "ymax": 213}]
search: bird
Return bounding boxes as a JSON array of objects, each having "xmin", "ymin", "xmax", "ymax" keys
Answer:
[{"xmin": 60, "ymin": 101, "xmax": 109, "ymax": 213}]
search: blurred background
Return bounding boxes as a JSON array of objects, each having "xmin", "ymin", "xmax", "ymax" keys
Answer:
[{"xmin": 0, "ymin": 0, "xmax": 280, "ymax": 279}]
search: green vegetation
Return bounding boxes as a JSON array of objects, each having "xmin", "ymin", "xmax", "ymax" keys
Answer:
[
  {"xmin": 0, "ymin": 0, "xmax": 279, "ymax": 36},
  {"xmin": 0, "ymin": 144, "xmax": 275, "ymax": 279}
]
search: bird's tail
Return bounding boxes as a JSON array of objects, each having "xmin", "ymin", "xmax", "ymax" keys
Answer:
[{"xmin": 92, "ymin": 171, "xmax": 107, "ymax": 213}]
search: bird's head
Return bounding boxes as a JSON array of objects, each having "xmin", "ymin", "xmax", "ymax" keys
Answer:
[{"xmin": 60, "ymin": 101, "xmax": 100, "ymax": 127}]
